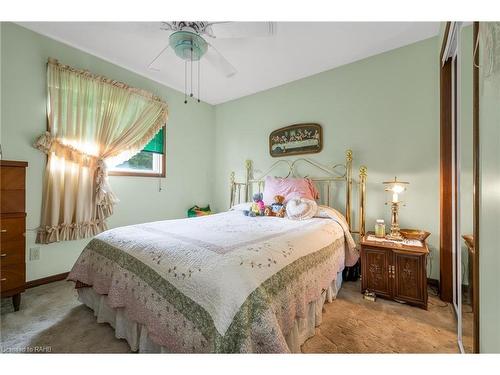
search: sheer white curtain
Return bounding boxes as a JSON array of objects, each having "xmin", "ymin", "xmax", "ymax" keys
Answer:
[{"xmin": 34, "ymin": 58, "xmax": 168, "ymax": 244}]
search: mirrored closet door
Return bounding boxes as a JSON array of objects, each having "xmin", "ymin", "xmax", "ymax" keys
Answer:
[
  {"xmin": 441, "ymin": 21, "xmax": 478, "ymax": 353},
  {"xmin": 458, "ymin": 22, "xmax": 474, "ymax": 354}
]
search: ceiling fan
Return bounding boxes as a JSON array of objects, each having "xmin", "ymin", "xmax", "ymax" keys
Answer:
[
  {"xmin": 149, "ymin": 21, "xmax": 276, "ymax": 77},
  {"xmin": 148, "ymin": 21, "xmax": 276, "ymax": 103}
]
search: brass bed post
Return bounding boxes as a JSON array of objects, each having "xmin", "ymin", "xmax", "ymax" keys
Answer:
[
  {"xmin": 245, "ymin": 160, "xmax": 252, "ymax": 202},
  {"xmin": 229, "ymin": 171, "xmax": 236, "ymax": 208},
  {"xmin": 345, "ymin": 149, "xmax": 353, "ymax": 230},
  {"xmin": 359, "ymin": 165, "xmax": 367, "ymax": 237}
]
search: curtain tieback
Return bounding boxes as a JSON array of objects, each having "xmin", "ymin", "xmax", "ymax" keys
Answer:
[
  {"xmin": 33, "ymin": 132, "xmax": 115, "ymax": 208},
  {"xmin": 95, "ymin": 158, "xmax": 108, "ymax": 204},
  {"xmin": 95, "ymin": 158, "xmax": 119, "ymax": 211},
  {"xmin": 33, "ymin": 131, "xmax": 98, "ymax": 167},
  {"xmin": 33, "ymin": 131, "xmax": 54, "ymax": 154}
]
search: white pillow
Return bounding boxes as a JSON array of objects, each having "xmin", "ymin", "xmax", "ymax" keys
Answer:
[{"xmin": 286, "ymin": 198, "xmax": 318, "ymax": 220}]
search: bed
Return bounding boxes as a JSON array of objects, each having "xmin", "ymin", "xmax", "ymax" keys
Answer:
[{"xmin": 68, "ymin": 150, "xmax": 367, "ymax": 353}]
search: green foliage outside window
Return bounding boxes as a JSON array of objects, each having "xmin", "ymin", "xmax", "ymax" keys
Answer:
[
  {"xmin": 114, "ymin": 127, "xmax": 164, "ymax": 171},
  {"xmin": 117, "ymin": 151, "xmax": 153, "ymax": 170}
]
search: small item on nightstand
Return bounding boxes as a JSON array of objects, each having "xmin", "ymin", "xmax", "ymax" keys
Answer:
[
  {"xmin": 374, "ymin": 219, "xmax": 386, "ymax": 238},
  {"xmin": 363, "ymin": 290, "xmax": 377, "ymax": 302},
  {"xmin": 400, "ymin": 229, "xmax": 431, "ymax": 242}
]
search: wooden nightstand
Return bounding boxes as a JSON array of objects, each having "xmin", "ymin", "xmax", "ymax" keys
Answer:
[{"xmin": 360, "ymin": 232, "xmax": 429, "ymax": 310}]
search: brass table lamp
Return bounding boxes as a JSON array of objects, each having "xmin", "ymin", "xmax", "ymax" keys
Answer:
[{"xmin": 383, "ymin": 177, "xmax": 409, "ymax": 241}]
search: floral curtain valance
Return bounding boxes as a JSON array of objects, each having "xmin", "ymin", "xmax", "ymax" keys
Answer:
[{"xmin": 34, "ymin": 58, "xmax": 168, "ymax": 244}]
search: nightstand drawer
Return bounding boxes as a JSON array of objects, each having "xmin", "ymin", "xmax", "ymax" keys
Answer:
[{"xmin": 0, "ymin": 263, "xmax": 25, "ymax": 292}]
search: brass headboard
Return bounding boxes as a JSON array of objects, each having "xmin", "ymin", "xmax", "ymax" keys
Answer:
[{"xmin": 229, "ymin": 149, "xmax": 367, "ymax": 236}]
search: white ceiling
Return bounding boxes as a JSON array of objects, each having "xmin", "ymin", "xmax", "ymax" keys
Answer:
[{"xmin": 18, "ymin": 22, "xmax": 440, "ymax": 105}]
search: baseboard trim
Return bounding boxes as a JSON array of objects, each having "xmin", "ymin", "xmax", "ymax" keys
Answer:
[{"xmin": 26, "ymin": 272, "xmax": 69, "ymax": 289}]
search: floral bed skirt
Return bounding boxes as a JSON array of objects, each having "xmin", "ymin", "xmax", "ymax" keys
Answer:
[{"xmin": 77, "ymin": 272, "xmax": 343, "ymax": 353}]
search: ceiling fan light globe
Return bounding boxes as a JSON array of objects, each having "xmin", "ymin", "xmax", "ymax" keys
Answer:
[{"xmin": 169, "ymin": 31, "xmax": 207, "ymax": 61}]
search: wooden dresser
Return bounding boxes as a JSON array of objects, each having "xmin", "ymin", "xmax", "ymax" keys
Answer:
[
  {"xmin": 360, "ymin": 232, "xmax": 429, "ymax": 309},
  {"xmin": 0, "ymin": 160, "xmax": 28, "ymax": 311}
]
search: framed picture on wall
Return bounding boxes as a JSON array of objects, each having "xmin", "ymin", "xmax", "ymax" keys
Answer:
[{"xmin": 269, "ymin": 123, "xmax": 322, "ymax": 157}]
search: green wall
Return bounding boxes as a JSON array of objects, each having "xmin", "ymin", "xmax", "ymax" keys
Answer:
[
  {"xmin": 479, "ymin": 23, "xmax": 500, "ymax": 352},
  {"xmin": 213, "ymin": 36, "xmax": 441, "ymax": 279},
  {"xmin": 0, "ymin": 23, "xmax": 215, "ymax": 280},
  {"xmin": 1, "ymin": 24, "xmax": 448, "ymax": 285}
]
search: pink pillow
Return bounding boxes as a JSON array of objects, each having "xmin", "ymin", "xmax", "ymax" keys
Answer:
[{"xmin": 263, "ymin": 176, "xmax": 319, "ymax": 205}]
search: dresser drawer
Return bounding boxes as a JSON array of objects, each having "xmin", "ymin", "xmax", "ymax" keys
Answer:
[
  {"xmin": 1, "ymin": 190, "xmax": 25, "ymax": 213},
  {"xmin": 1, "ymin": 239, "xmax": 25, "ymax": 265},
  {"xmin": 0, "ymin": 263, "xmax": 25, "ymax": 292},
  {"xmin": 0, "ymin": 217, "xmax": 26, "ymax": 243},
  {"xmin": 1, "ymin": 166, "xmax": 25, "ymax": 190}
]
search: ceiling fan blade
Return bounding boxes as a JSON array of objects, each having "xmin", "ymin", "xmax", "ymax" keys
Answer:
[
  {"xmin": 208, "ymin": 22, "xmax": 276, "ymax": 39},
  {"xmin": 205, "ymin": 43, "xmax": 237, "ymax": 78},
  {"xmin": 159, "ymin": 22, "xmax": 176, "ymax": 32},
  {"xmin": 202, "ymin": 22, "xmax": 229, "ymax": 38},
  {"xmin": 148, "ymin": 43, "xmax": 171, "ymax": 71}
]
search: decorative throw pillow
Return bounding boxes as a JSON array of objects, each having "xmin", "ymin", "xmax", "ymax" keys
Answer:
[
  {"xmin": 286, "ymin": 198, "xmax": 318, "ymax": 220},
  {"xmin": 263, "ymin": 176, "xmax": 320, "ymax": 205},
  {"xmin": 187, "ymin": 205, "xmax": 212, "ymax": 217}
]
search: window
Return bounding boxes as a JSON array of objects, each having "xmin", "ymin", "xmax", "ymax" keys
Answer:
[{"xmin": 109, "ymin": 126, "xmax": 165, "ymax": 177}]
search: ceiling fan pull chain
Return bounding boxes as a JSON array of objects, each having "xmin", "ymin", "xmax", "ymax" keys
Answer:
[
  {"xmin": 184, "ymin": 59, "xmax": 187, "ymax": 104},
  {"xmin": 198, "ymin": 59, "xmax": 201, "ymax": 103},
  {"xmin": 190, "ymin": 47, "xmax": 194, "ymax": 98}
]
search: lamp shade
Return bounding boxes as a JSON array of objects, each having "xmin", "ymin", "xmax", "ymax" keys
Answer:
[{"xmin": 383, "ymin": 177, "xmax": 409, "ymax": 193}]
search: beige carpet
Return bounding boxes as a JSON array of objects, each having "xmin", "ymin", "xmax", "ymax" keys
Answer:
[
  {"xmin": 302, "ymin": 281, "xmax": 468, "ymax": 353},
  {"xmin": 1, "ymin": 280, "xmax": 465, "ymax": 353}
]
